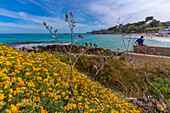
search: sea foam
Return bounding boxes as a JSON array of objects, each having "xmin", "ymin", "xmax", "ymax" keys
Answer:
[{"xmin": 14, "ymin": 42, "xmax": 71, "ymax": 48}]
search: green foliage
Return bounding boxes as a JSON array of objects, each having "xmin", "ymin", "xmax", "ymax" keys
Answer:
[
  {"xmin": 147, "ymin": 78, "xmax": 170, "ymax": 101},
  {"xmin": 162, "ymin": 22, "xmax": 170, "ymax": 26},
  {"xmin": 107, "ymin": 16, "xmax": 164, "ymax": 33},
  {"xmin": 52, "ymin": 52, "xmax": 170, "ymax": 98},
  {"xmin": 149, "ymin": 19, "xmax": 161, "ymax": 27},
  {"xmin": 108, "ymin": 26, "xmax": 118, "ymax": 31},
  {"xmin": 145, "ymin": 16, "xmax": 154, "ymax": 22}
]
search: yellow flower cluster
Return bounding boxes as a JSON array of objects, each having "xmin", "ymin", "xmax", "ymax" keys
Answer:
[{"xmin": 0, "ymin": 44, "xmax": 142, "ymax": 112}]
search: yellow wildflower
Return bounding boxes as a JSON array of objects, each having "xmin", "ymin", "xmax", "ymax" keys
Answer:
[{"xmin": 0, "ymin": 93, "xmax": 5, "ymax": 101}]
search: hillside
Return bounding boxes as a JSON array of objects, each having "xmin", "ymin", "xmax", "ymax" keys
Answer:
[
  {"xmin": 0, "ymin": 44, "xmax": 141, "ymax": 113},
  {"xmin": 88, "ymin": 16, "xmax": 170, "ymax": 34}
]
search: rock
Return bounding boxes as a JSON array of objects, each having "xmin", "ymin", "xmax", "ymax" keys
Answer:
[
  {"xmin": 13, "ymin": 48, "xmax": 18, "ymax": 51},
  {"xmin": 120, "ymin": 53, "xmax": 124, "ymax": 57},
  {"xmin": 128, "ymin": 97, "xmax": 138, "ymax": 104},
  {"xmin": 114, "ymin": 56, "xmax": 120, "ymax": 60},
  {"xmin": 19, "ymin": 46, "xmax": 34, "ymax": 53},
  {"xmin": 17, "ymin": 44, "xmax": 123, "ymax": 57},
  {"xmin": 128, "ymin": 96, "xmax": 169, "ymax": 112}
]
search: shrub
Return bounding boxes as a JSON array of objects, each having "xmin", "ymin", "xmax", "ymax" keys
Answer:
[{"xmin": 147, "ymin": 78, "xmax": 170, "ymax": 101}]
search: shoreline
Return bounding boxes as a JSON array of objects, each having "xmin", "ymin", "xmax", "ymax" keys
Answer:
[
  {"xmin": 88, "ymin": 32, "xmax": 170, "ymax": 38},
  {"xmin": 130, "ymin": 33, "xmax": 170, "ymax": 38},
  {"xmin": 11, "ymin": 44, "xmax": 123, "ymax": 57},
  {"xmin": 2, "ymin": 33, "xmax": 170, "ymax": 52},
  {"xmin": 6, "ymin": 41, "xmax": 71, "ymax": 49}
]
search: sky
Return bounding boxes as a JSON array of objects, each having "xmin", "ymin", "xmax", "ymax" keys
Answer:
[{"xmin": 0, "ymin": 0, "xmax": 170, "ymax": 33}]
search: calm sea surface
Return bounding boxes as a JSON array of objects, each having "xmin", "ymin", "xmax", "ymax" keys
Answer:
[{"xmin": 0, "ymin": 33, "xmax": 170, "ymax": 51}]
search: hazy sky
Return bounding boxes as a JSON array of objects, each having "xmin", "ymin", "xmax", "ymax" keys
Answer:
[{"xmin": 0, "ymin": 0, "xmax": 170, "ymax": 33}]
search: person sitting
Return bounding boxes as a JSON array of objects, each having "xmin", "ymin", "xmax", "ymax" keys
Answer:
[{"xmin": 135, "ymin": 36, "xmax": 145, "ymax": 46}]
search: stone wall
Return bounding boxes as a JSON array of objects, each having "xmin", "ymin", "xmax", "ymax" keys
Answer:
[
  {"xmin": 133, "ymin": 45, "xmax": 170, "ymax": 56},
  {"xmin": 124, "ymin": 52, "xmax": 170, "ymax": 64}
]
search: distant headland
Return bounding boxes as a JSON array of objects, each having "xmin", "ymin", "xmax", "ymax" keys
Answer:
[{"xmin": 87, "ymin": 16, "xmax": 170, "ymax": 37}]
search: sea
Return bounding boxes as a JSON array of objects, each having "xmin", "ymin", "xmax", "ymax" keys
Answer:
[{"xmin": 0, "ymin": 33, "xmax": 170, "ymax": 51}]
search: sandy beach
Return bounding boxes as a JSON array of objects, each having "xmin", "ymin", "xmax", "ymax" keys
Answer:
[{"xmin": 131, "ymin": 33, "xmax": 170, "ymax": 38}]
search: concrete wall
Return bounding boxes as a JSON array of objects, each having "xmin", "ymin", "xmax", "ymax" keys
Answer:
[
  {"xmin": 133, "ymin": 45, "xmax": 170, "ymax": 56},
  {"xmin": 124, "ymin": 52, "xmax": 170, "ymax": 64}
]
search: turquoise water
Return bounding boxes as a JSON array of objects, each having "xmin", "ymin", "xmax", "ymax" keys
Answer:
[{"xmin": 0, "ymin": 34, "xmax": 170, "ymax": 51}]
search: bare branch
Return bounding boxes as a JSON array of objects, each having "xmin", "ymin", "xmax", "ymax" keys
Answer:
[{"xmin": 91, "ymin": 56, "xmax": 108, "ymax": 81}]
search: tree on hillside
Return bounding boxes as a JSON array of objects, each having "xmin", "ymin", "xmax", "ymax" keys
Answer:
[
  {"xmin": 133, "ymin": 21, "xmax": 146, "ymax": 26},
  {"xmin": 127, "ymin": 25, "xmax": 137, "ymax": 33},
  {"xmin": 145, "ymin": 16, "xmax": 153, "ymax": 22},
  {"xmin": 149, "ymin": 19, "xmax": 161, "ymax": 27},
  {"xmin": 162, "ymin": 22, "xmax": 170, "ymax": 26},
  {"xmin": 108, "ymin": 25, "xmax": 118, "ymax": 31}
]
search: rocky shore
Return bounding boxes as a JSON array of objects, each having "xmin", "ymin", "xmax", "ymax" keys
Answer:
[{"xmin": 14, "ymin": 44, "xmax": 123, "ymax": 56}]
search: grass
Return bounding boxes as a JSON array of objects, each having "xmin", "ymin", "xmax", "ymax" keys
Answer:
[{"xmin": 51, "ymin": 51, "xmax": 170, "ymax": 99}]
